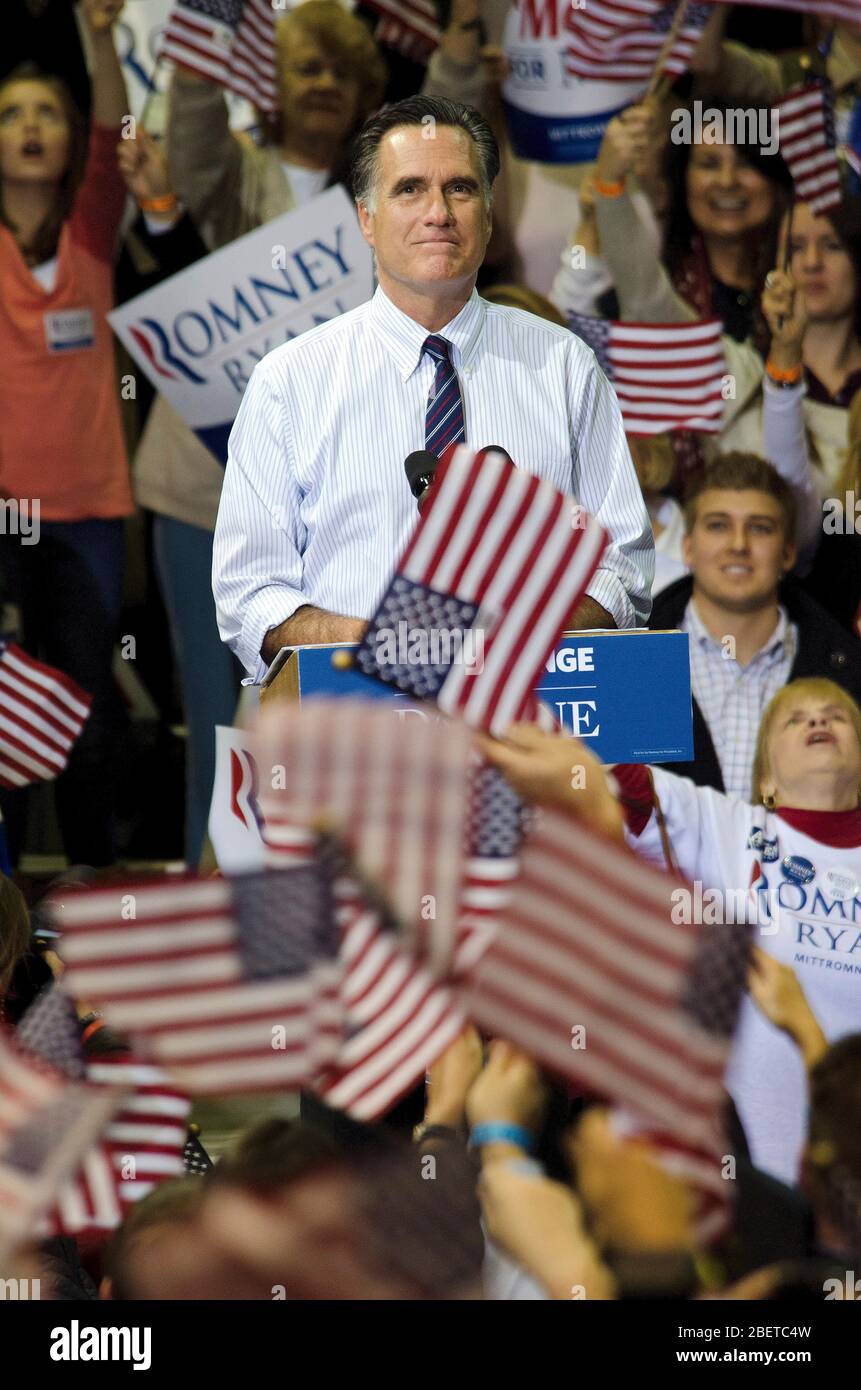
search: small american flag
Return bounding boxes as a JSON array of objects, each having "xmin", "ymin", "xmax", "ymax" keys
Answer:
[
  {"xmin": 456, "ymin": 759, "xmax": 524, "ymax": 973},
  {"xmin": 257, "ymin": 697, "xmax": 473, "ymax": 967},
  {"xmin": 364, "ymin": 0, "xmax": 440, "ymax": 62},
  {"xmin": 257, "ymin": 733, "xmax": 496, "ymax": 1122},
  {"xmin": 565, "ymin": 2, "xmax": 713, "ymax": 85},
  {"xmin": 459, "ymin": 804, "xmax": 752, "ymax": 1234},
  {"xmin": 0, "ymin": 1032, "xmax": 121, "ymax": 1256},
  {"xmin": 0, "ymin": 640, "xmax": 91, "ymax": 788},
  {"xmin": 161, "ymin": 0, "xmax": 280, "ymax": 113},
  {"xmin": 354, "ymin": 444, "xmax": 607, "ymax": 737},
  {"xmin": 775, "ymin": 81, "xmax": 843, "ymax": 216},
  {"xmin": 183, "ymin": 1125, "xmax": 214, "ymax": 1176},
  {"xmin": 17, "ymin": 988, "xmax": 190, "ymax": 1235},
  {"xmin": 51, "ymin": 868, "xmax": 343, "ymax": 1096},
  {"xmin": 568, "ymin": 314, "xmax": 726, "ymax": 436},
  {"xmin": 315, "ymin": 876, "xmax": 466, "ymax": 1121}
]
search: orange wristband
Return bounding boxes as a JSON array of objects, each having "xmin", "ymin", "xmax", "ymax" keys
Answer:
[
  {"xmin": 766, "ymin": 358, "xmax": 803, "ymax": 384},
  {"xmin": 593, "ymin": 176, "xmax": 626, "ymax": 199},
  {"xmin": 138, "ymin": 193, "xmax": 179, "ymax": 214},
  {"xmin": 81, "ymin": 1018, "xmax": 106, "ymax": 1044}
]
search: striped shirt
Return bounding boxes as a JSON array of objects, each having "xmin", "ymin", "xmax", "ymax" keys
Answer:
[
  {"xmin": 682, "ymin": 599, "xmax": 799, "ymax": 800},
  {"xmin": 212, "ymin": 286, "xmax": 654, "ymax": 679}
]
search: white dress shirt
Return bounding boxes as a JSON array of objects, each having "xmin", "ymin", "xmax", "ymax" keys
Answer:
[
  {"xmin": 682, "ymin": 598, "xmax": 799, "ymax": 800},
  {"xmin": 213, "ymin": 286, "xmax": 654, "ymax": 679}
]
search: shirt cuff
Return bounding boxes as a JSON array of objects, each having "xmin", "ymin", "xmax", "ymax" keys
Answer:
[
  {"xmin": 584, "ymin": 567, "xmax": 641, "ymax": 630},
  {"xmin": 143, "ymin": 206, "xmax": 185, "ymax": 236},
  {"xmin": 238, "ymin": 583, "xmax": 307, "ymax": 683},
  {"xmin": 763, "ymin": 376, "xmax": 806, "ymax": 404}
]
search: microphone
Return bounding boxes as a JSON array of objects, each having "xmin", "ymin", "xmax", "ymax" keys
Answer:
[
  {"xmin": 476, "ymin": 444, "xmax": 514, "ymax": 466},
  {"xmin": 404, "ymin": 445, "xmax": 514, "ymax": 513},
  {"xmin": 404, "ymin": 450, "xmax": 439, "ymax": 510}
]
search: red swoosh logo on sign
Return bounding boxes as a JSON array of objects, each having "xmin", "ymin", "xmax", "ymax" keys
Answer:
[{"xmin": 129, "ymin": 324, "xmax": 177, "ymax": 381}]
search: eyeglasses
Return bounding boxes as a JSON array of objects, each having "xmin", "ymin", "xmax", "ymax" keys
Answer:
[{"xmin": 282, "ymin": 60, "xmax": 356, "ymax": 84}]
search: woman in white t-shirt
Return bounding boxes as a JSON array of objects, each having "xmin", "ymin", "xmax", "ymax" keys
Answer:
[{"xmin": 482, "ymin": 677, "xmax": 861, "ymax": 1186}]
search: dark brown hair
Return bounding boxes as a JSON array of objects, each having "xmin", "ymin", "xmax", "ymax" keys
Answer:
[
  {"xmin": 683, "ymin": 451, "xmax": 798, "ymax": 543},
  {"xmin": 0, "ymin": 64, "xmax": 88, "ymax": 266},
  {"xmin": 806, "ymin": 1033, "xmax": 861, "ymax": 1232},
  {"xmin": 0, "ymin": 873, "xmax": 32, "ymax": 995}
]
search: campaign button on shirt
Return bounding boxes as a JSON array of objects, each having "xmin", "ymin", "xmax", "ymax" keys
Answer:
[
  {"xmin": 781, "ymin": 854, "xmax": 815, "ymax": 886},
  {"xmin": 821, "ymin": 867, "xmax": 861, "ymax": 903},
  {"xmin": 43, "ymin": 308, "xmax": 95, "ymax": 353},
  {"xmin": 761, "ymin": 837, "xmax": 780, "ymax": 863}
]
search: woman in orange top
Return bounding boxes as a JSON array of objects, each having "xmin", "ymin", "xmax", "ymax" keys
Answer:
[{"xmin": 0, "ymin": 0, "xmax": 131, "ymax": 866}]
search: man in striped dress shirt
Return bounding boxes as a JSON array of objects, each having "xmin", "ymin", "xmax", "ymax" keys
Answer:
[{"xmin": 212, "ymin": 96, "xmax": 654, "ymax": 682}]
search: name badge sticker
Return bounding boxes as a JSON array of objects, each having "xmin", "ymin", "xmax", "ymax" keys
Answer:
[
  {"xmin": 822, "ymin": 867, "xmax": 860, "ymax": 903},
  {"xmin": 44, "ymin": 308, "xmax": 95, "ymax": 353}
]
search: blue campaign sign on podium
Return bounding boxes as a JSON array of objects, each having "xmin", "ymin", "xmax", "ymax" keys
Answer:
[{"xmin": 260, "ymin": 630, "xmax": 693, "ymax": 765}]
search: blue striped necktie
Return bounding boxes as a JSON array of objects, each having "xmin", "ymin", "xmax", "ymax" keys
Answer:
[{"xmin": 423, "ymin": 334, "xmax": 466, "ymax": 453}]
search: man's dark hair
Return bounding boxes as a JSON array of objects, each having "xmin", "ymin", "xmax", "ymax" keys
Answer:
[
  {"xmin": 210, "ymin": 1117, "xmax": 341, "ymax": 1194},
  {"xmin": 683, "ymin": 451, "xmax": 798, "ymax": 543},
  {"xmin": 349, "ymin": 96, "xmax": 500, "ymax": 210}
]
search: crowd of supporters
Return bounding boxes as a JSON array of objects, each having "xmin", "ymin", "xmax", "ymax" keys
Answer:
[{"xmin": 1, "ymin": 0, "xmax": 861, "ymax": 1304}]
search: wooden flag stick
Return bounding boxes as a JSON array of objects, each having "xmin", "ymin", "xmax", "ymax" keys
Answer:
[
  {"xmin": 645, "ymin": 0, "xmax": 688, "ymax": 101},
  {"xmin": 776, "ymin": 197, "xmax": 796, "ymax": 332}
]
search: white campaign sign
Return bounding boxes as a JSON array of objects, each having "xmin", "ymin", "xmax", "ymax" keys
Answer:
[
  {"xmin": 209, "ymin": 725, "xmax": 266, "ymax": 874},
  {"xmin": 109, "ymin": 185, "xmax": 373, "ymax": 461},
  {"xmin": 502, "ymin": 0, "xmax": 644, "ymax": 165}
]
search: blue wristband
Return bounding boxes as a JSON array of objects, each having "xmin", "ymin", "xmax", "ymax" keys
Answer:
[{"xmin": 470, "ymin": 1122, "xmax": 535, "ymax": 1153}]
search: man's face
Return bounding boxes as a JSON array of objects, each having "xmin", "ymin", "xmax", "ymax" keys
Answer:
[
  {"xmin": 682, "ymin": 489, "xmax": 796, "ymax": 614},
  {"xmin": 357, "ymin": 124, "xmax": 492, "ymax": 300}
]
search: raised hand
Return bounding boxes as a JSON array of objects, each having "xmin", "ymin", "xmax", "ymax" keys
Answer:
[
  {"xmin": 423, "ymin": 1025, "xmax": 484, "ymax": 1128},
  {"xmin": 465, "ymin": 1039, "xmax": 548, "ymax": 1141},
  {"xmin": 762, "ymin": 268, "xmax": 807, "ymax": 370},
  {"xmin": 80, "ymin": 0, "xmax": 125, "ymax": 34},
  {"xmin": 595, "ymin": 103, "xmax": 655, "ymax": 186},
  {"xmin": 116, "ymin": 127, "xmax": 174, "ymax": 208},
  {"xmin": 476, "ymin": 725, "xmax": 624, "ymax": 839},
  {"xmin": 748, "ymin": 947, "xmax": 827, "ymax": 1067}
]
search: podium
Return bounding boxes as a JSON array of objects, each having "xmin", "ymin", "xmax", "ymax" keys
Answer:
[{"xmin": 259, "ymin": 629, "xmax": 692, "ymax": 765}]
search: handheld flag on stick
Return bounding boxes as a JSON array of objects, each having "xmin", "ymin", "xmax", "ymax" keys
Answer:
[
  {"xmin": 0, "ymin": 640, "xmax": 91, "ymax": 787},
  {"xmin": 775, "ymin": 81, "xmax": 843, "ymax": 216},
  {"xmin": 257, "ymin": 696, "xmax": 474, "ymax": 964},
  {"xmin": 17, "ymin": 988, "xmax": 190, "ymax": 1236},
  {"xmin": 353, "ymin": 444, "xmax": 607, "ymax": 736},
  {"xmin": 363, "ymin": 0, "xmax": 440, "ymax": 62},
  {"xmin": 161, "ymin": 0, "xmax": 280, "ymax": 112},
  {"xmin": 0, "ymin": 1030, "xmax": 122, "ymax": 1257},
  {"xmin": 50, "ymin": 868, "xmax": 344, "ymax": 1096},
  {"xmin": 565, "ymin": 2, "xmax": 713, "ymax": 86},
  {"xmin": 568, "ymin": 314, "xmax": 726, "ymax": 436}
]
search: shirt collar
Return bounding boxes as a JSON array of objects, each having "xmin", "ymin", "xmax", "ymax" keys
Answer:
[
  {"xmin": 684, "ymin": 599, "xmax": 792, "ymax": 661},
  {"xmin": 368, "ymin": 285, "xmax": 486, "ymax": 381}
]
